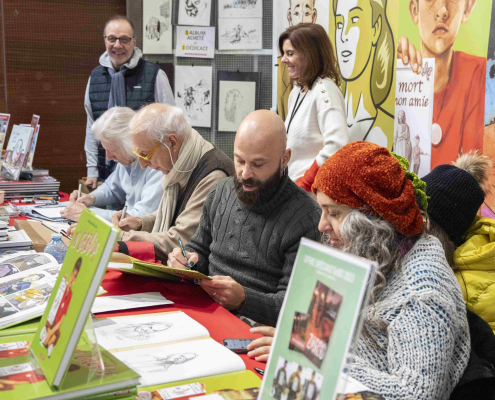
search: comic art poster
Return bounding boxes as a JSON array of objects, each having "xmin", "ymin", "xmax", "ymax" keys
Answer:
[
  {"xmin": 393, "ymin": 59, "xmax": 435, "ymax": 178},
  {"xmin": 484, "ymin": 4, "xmax": 495, "ymax": 217},
  {"xmin": 328, "ymin": 0, "xmax": 399, "ymax": 149},
  {"xmin": 398, "ymin": 0, "xmax": 492, "ymax": 170}
]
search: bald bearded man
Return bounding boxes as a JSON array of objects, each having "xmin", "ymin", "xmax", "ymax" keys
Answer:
[{"xmin": 167, "ymin": 110, "xmax": 321, "ymax": 326}]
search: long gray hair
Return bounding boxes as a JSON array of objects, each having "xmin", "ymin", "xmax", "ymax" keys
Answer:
[{"xmin": 328, "ymin": 208, "xmax": 421, "ymax": 339}]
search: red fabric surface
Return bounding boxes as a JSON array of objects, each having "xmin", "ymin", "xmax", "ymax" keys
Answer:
[
  {"xmin": 113, "ymin": 241, "xmax": 157, "ymax": 263},
  {"xmin": 98, "ymin": 270, "xmax": 266, "ymax": 375}
]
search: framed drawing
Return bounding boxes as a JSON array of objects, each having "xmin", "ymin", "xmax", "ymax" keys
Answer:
[
  {"xmin": 217, "ymin": 71, "xmax": 261, "ymax": 132},
  {"xmin": 175, "ymin": 66, "xmax": 213, "ymax": 128},
  {"xmin": 218, "ymin": 0, "xmax": 262, "ymax": 19},
  {"xmin": 218, "ymin": 18, "xmax": 262, "ymax": 50},
  {"xmin": 178, "ymin": 0, "xmax": 212, "ymax": 27},
  {"xmin": 143, "ymin": 0, "xmax": 173, "ymax": 54}
]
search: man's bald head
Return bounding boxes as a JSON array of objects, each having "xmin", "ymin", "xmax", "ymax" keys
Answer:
[
  {"xmin": 233, "ymin": 110, "xmax": 291, "ymax": 206},
  {"xmin": 235, "ymin": 110, "xmax": 287, "ymax": 158}
]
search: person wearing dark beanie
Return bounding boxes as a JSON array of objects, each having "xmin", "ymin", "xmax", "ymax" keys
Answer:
[{"xmin": 424, "ymin": 152, "xmax": 495, "ymax": 336}]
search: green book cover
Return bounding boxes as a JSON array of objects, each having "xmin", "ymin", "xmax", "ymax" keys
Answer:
[
  {"xmin": 0, "ymin": 333, "xmax": 140, "ymax": 400},
  {"xmin": 29, "ymin": 209, "xmax": 120, "ymax": 388},
  {"xmin": 259, "ymin": 238, "xmax": 376, "ymax": 400}
]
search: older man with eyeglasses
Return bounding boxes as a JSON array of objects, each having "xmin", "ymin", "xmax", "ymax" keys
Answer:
[
  {"xmin": 83, "ymin": 15, "xmax": 175, "ymax": 191},
  {"xmin": 113, "ymin": 103, "xmax": 235, "ymax": 263}
]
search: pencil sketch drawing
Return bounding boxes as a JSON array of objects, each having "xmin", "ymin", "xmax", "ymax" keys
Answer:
[
  {"xmin": 218, "ymin": 79, "xmax": 257, "ymax": 132},
  {"xmin": 218, "ymin": 18, "xmax": 262, "ymax": 50},
  {"xmin": 123, "ymin": 353, "xmax": 198, "ymax": 374},
  {"xmin": 218, "ymin": 0, "xmax": 262, "ymax": 18},
  {"xmin": 114, "ymin": 322, "xmax": 173, "ymax": 341},
  {"xmin": 224, "ymin": 89, "xmax": 246, "ymax": 124},
  {"xmin": 145, "ymin": 1, "xmax": 171, "ymax": 42},
  {"xmin": 178, "ymin": 0, "xmax": 212, "ymax": 26}
]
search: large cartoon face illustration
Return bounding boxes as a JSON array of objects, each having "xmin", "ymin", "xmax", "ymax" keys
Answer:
[
  {"xmin": 335, "ymin": 0, "xmax": 379, "ymax": 80},
  {"xmin": 287, "ymin": 0, "xmax": 317, "ymax": 26},
  {"xmin": 410, "ymin": 0, "xmax": 475, "ymax": 57}
]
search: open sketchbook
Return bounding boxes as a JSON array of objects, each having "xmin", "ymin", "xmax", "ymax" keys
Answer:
[
  {"xmin": 108, "ymin": 253, "xmax": 211, "ymax": 282},
  {"xmin": 94, "ymin": 311, "xmax": 246, "ymax": 387}
]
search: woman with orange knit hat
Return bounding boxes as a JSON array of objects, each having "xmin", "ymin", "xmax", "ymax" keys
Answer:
[{"xmin": 311, "ymin": 141, "xmax": 469, "ymax": 400}]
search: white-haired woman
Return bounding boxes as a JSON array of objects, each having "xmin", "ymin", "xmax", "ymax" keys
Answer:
[
  {"xmin": 61, "ymin": 106, "xmax": 164, "ymax": 223},
  {"xmin": 249, "ymin": 142, "xmax": 470, "ymax": 399},
  {"xmin": 114, "ymin": 103, "xmax": 235, "ymax": 263}
]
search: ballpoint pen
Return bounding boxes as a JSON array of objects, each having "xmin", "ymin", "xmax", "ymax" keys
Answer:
[{"xmin": 178, "ymin": 237, "xmax": 191, "ymax": 270}]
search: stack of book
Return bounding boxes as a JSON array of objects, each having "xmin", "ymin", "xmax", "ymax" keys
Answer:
[
  {"xmin": 0, "ymin": 230, "xmax": 32, "ymax": 252},
  {"xmin": 0, "ymin": 175, "xmax": 60, "ymax": 200}
]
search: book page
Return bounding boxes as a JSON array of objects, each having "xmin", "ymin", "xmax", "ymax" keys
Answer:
[
  {"xmin": 94, "ymin": 311, "xmax": 209, "ymax": 350},
  {"xmin": 91, "ymin": 292, "xmax": 173, "ymax": 314},
  {"xmin": 114, "ymin": 337, "xmax": 245, "ymax": 386}
]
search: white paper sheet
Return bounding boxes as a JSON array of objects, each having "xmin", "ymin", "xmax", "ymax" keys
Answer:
[
  {"xmin": 94, "ymin": 311, "xmax": 209, "ymax": 350},
  {"xmin": 33, "ymin": 207, "xmax": 65, "ymax": 219},
  {"xmin": 176, "ymin": 26, "xmax": 215, "ymax": 58},
  {"xmin": 91, "ymin": 292, "xmax": 173, "ymax": 314},
  {"xmin": 218, "ymin": 18, "xmax": 262, "ymax": 50},
  {"xmin": 143, "ymin": 0, "xmax": 173, "ymax": 54},
  {"xmin": 175, "ymin": 66, "xmax": 212, "ymax": 128},
  {"xmin": 218, "ymin": 80, "xmax": 257, "ymax": 132},
  {"xmin": 218, "ymin": 0, "xmax": 262, "ymax": 18},
  {"xmin": 178, "ymin": 0, "xmax": 212, "ymax": 26},
  {"xmin": 114, "ymin": 338, "xmax": 246, "ymax": 386}
]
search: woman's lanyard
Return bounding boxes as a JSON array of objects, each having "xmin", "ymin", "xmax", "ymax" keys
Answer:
[{"xmin": 286, "ymin": 90, "xmax": 307, "ymax": 134}]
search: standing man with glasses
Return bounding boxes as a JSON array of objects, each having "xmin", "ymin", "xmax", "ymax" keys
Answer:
[{"xmin": 84, "ymin": 15, "xmax": 175, "ymax": 190}]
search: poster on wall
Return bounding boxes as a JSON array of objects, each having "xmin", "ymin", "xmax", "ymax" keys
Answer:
[
  {"xmin": 327, "ymin": 0, "xmax": 399, "ymax": 150},
  {"xmin": 217, "ymin": 71, "xmax": 260, "ymax": 132},
  {"xmin": 398, "ymin": 0, "xmax": 492, "ymax": 170},
  {"xmin": 176, "ymin": 26, "xmax": 215, "ymax": 58},
  {"xmin": 178, "ymin": 0, "xmax": 212, "ymax": 26},
  {"xmin": 218, "ymin": 0, "xmax": 262, "ymax": 19},
  {"xmin": 143, "ymin": 0, "xmax": 173, "ymax": 54},
  {"xmin": 393, "ymin": 60, "xmax": 434, "ymax": 178},
  {"xmin": 484, "ymin": 5, "xmax": 495, "ymax": 217},
  {"xmin": 175, "ymin": 66, "xmax": 212, "ymax": 128},
  {"xmin": 272, "ymin": 0, "xmax": 329, "ymax": 119},
  {"xmin": 218, "ymin": 18, "xmax": 262, "ymax": 50}
]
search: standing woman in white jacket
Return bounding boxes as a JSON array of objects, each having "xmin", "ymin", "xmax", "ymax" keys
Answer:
[{"xmin": 279, "ymin": 23, "xmax": 349, "ymax": 191}]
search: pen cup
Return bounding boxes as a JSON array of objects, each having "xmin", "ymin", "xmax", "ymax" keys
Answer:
[{"xmin": 0, "ymin": 191, "xmax": 5, "ymax": 204}]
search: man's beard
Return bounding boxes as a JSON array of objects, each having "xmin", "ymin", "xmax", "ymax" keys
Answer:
[{"xmin": 234, "ymin": 165, "xmax": 283, "ymax": 207}]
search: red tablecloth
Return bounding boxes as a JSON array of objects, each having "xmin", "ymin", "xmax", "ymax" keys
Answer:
[
  {"xmin": 8, "ymin": 192, "xmax": 70, "ymax": 226},
  {"xmin": 97, "ymin": 270, "xmax": 266, "ymax": 376},
  {"xmin": 9, "ymin": 192, "xmax": 267, "ymax": 378}
]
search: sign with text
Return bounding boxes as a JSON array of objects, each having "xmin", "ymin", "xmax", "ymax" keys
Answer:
[
  {"xmin": 176, "ymin": 26, "xmax": 215, "ymax": 59},
  {"xmin": 393, "ymin": 59, "xmax": 435, "ymax": 177}
]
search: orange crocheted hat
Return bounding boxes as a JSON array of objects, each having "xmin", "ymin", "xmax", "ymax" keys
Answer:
[{"xmin": 312, "ymin": 141, "xmax": 423, "ymax": 237}]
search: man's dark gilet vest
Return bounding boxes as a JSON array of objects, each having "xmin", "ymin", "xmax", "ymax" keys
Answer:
[
  {"xmin": 170, "ymin": 147, "xmax": 235, "ymax": 227},
  {"xmin": 89, "ymin": 59, "xmax": 159, "ymax": 180}
]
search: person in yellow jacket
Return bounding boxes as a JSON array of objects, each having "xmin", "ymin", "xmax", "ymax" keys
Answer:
[{"xmin": 423, "ymin": 151, "xmax": 495, "ymax": 333}]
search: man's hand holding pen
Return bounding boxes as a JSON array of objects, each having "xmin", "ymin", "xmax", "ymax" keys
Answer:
[{"xmin": 167, "ymin": 247, "xmax": 246, "ymax": 310}]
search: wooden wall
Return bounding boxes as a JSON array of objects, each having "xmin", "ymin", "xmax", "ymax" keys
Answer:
[{"xmin": 0, "ymin": 0, "xmax": 125, "ymax": 192}]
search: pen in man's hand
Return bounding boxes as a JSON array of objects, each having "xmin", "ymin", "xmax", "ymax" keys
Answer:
[
  {"xmin": 178, "ymin": 237, "xmax": 191, "ymax": 269},
  {"xmin": 120, "ymin": 205, "xmax": 127, "ymax": 222}
]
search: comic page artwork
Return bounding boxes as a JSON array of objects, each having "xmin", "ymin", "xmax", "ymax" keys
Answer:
[
  {"xmin": 143, "ymin": 0, "xmax": 173, "ymax": 54},
  {"xmin": 218, "ymin": 0, "xmax": 262, "ymax": 19},
  {"xmin": 114, "ymin": 338, "xmax": 245, "ymax": 386},
  {"xmin": 178, "ymin": 0, "xmax": 212, "ymax": 26},
  {"xmin": 218, "ymin": 18, "xmax": 262, "ymax": 50},
  {"xmin": 175, "ymin": 66, "xmax": 212, "ymax": 128},
  {"xmin": 94, "ymin": 312, "xmax": 210, "ymax": 350}
]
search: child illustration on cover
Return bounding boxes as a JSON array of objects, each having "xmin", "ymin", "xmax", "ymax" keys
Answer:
[
  {"xmin": 39, "ymin": 257, "xmax": 81, "ymax": 357},
  {"xmin": 411, "ymin": 135, "xmax": 429, "ymax": 175},
  {"xmin": 398, "ymin": 0, "xmax": 484, "ymax": 169}
]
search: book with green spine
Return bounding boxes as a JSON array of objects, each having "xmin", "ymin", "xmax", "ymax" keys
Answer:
[
  {"xmin": 29, "ymin": 209, "xmax": 120, "ymax": 388},
  {"xmin": 0, "ymin": 333, "xmax": 140, "ymax": 400}
]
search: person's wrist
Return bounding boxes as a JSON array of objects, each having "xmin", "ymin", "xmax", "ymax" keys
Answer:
[
  {"xmin": 88, "ymin": 194, "xmax": 96, "ymax": 206},
  {"xmin": 136, "ymin": 217, "xmax": 143, "ymax": 231}
]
